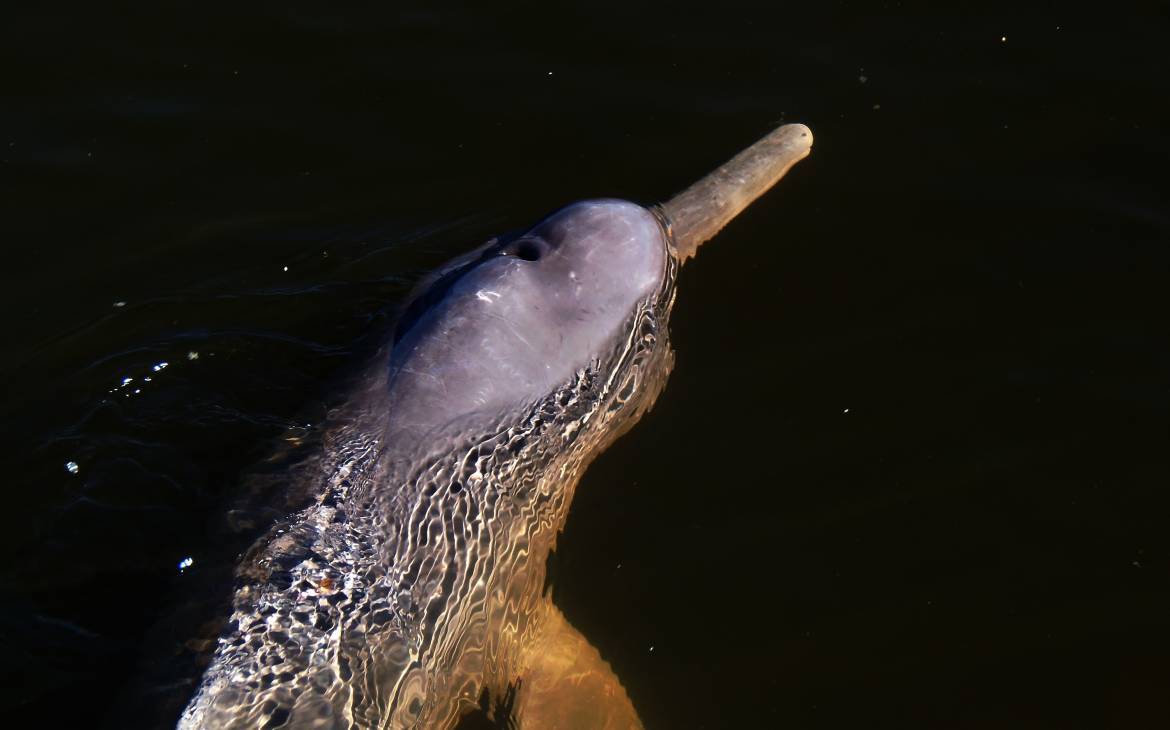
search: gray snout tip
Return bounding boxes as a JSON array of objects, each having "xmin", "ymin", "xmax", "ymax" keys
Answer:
[{"xmin": 661, "ymin": 122, "xmax": 814, "ymax": 262}]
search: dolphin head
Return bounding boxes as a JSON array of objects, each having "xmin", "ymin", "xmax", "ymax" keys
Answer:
[
  {"xmin": 383, "ymin": 122, "xmax": 813, "ymax": 443},
  {"xmin": 384, "ymin": 123, "xmax": 813, "ymax": 445}
]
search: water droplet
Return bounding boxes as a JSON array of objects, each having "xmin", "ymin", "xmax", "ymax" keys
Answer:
[
  {"xmin": 152, "ymin": 361, "xmax": 169, "ymax": 372},
  {"xmin": 187, "ymin": 351, "xmax": 200, "ymax": 360},
  {"xmin": 65, "ymin": 461, "xmax": 79, "ymax": 475},
  {"xmin": 113, "ymin": 301, "xmax": 126, "ymax": 308},
  {"xmin": 178, "ymin": 556, "xmax": 194, "ymax": 571}
]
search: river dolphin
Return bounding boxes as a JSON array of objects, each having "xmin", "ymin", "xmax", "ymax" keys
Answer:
[{"xmin": 180, "ymin": 123, "xmax": 813, "ymax": 729}]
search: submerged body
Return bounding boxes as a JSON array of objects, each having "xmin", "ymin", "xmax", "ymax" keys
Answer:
[{"xmin": 181, "ymin": 124, "xmax": 812, "ymax": 729}]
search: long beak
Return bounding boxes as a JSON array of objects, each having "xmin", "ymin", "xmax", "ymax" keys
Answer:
[{"xmin": 659, "ymin": 123, "xmax": 813, "ymax": 263}]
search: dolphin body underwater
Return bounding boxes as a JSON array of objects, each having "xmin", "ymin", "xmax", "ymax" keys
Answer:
[{"xmin": 179, "ymin": 123, "xmax": 813, "ymax": 729}]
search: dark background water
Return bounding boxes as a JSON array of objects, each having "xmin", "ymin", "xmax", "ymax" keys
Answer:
[{"xmin": 3, "ymin": 2, "xmax": 1168, "ymax": 727}]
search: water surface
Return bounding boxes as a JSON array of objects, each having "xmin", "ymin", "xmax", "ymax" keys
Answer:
[{"xmin": 2, "ymin": 3, "xmax": 1168, "ymax": 728}]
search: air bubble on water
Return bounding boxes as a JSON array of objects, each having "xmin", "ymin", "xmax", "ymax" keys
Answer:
[
  {"xmin": 65, "ymin": 461, "xmax": 79, "ymax": 475},
  {"xmin": 178, "ymin": 556, "xmax": 194, "ymax": 571},
  {"xmin": 121, "ymin": 377, "xmax": 133, "ymax": 386},
  {"xmin": 153, "ymin": 362, "xmax": 169, "ymax": 372},
  {"xmin": 187, "ymin": 351, "xmax": 199, "ymax": 360},
  {"xmin": 113, "ymin": 301, "xmax": 126, "ymax": 308}
]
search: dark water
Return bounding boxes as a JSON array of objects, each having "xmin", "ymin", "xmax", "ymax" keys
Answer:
[{"xmin": 3, "ymin": 2, "xmax": 1168, "ymax": 727}]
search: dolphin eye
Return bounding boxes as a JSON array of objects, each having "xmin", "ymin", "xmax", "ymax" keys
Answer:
[{"xmin": 501, "ymin": 237, "xmax": 548, "ymax": 262}]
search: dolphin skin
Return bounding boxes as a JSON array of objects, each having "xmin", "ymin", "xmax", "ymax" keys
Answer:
[{"xmin": 180, "ymin": 123, "xmax": 813, "ymax": 729}]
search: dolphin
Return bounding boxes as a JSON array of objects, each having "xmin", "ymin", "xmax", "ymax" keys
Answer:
[{"xmin": 180, "ymin": 123, "xmax": 813, "ymax": 729}]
